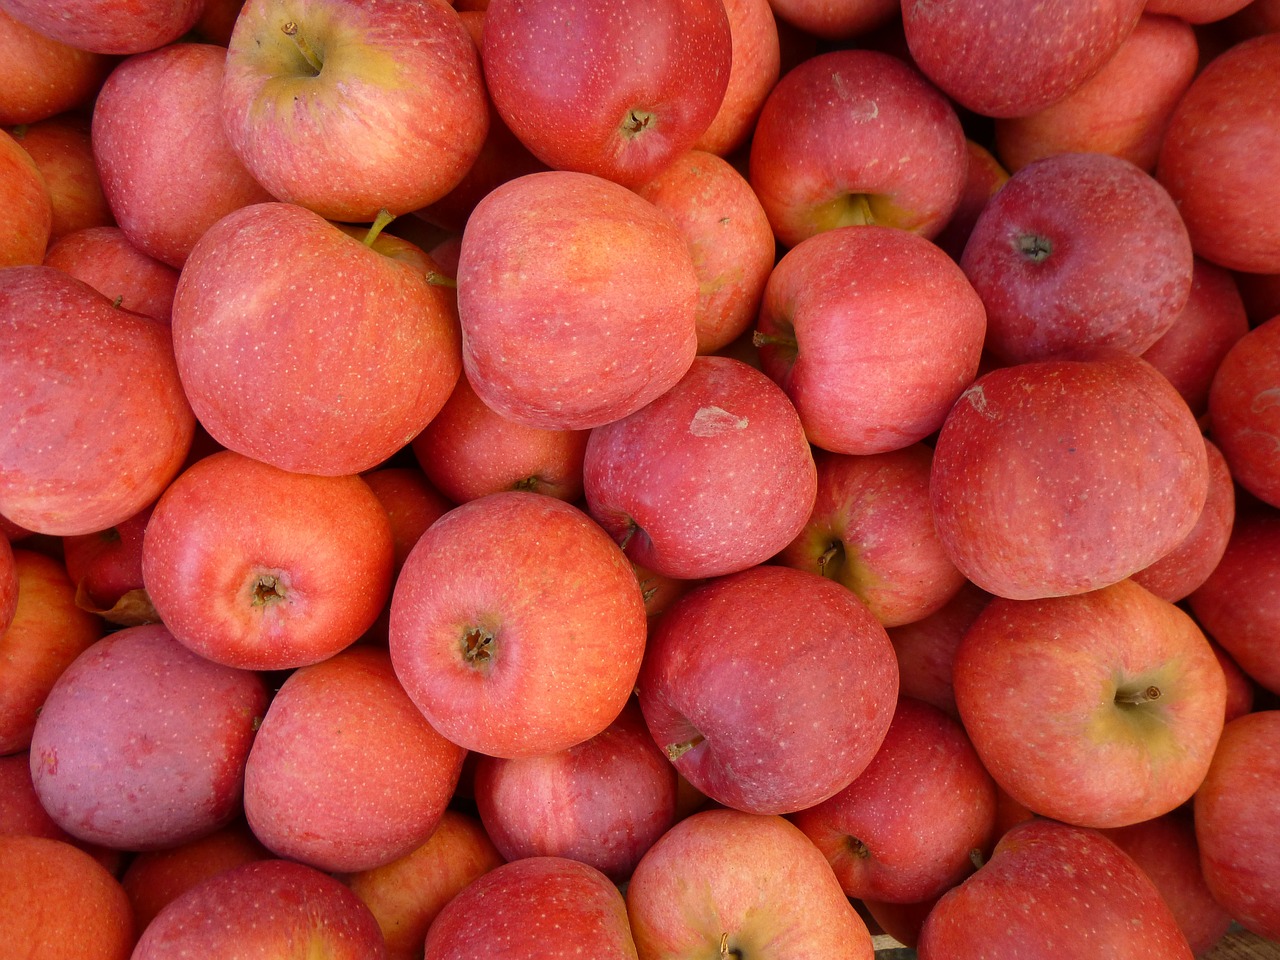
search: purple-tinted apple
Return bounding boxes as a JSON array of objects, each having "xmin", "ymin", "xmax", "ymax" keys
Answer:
[{"xmin": 1208, "ymin": 313, "xmax": 1280, "ymax": 507}]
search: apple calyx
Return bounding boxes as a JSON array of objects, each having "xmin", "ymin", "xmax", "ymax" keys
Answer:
[
  {"xmin": 664, "ymin": 733, "xmax": 705, "ymax": 762},
  {"xmin": 1114, "ymin": 684, "xmax": 1162, "ymax": 706},
  {"xmin": 847, "ymin": 835, "xmax": 871, "ymax": 860},
  {"xmin": 251, "ymin": 574, "xmax": 287, "ymax": 607},
  {"xmin": 511, "ymin": 476, "xmax": 543, "ymax": 493},
  {"xmin": 361, "ymin": 209, "xmax": 395, "ymax": 248},
  {"xmin": 281, "ymin": 21, "xmax": 323, "ymax": 76},
  {"xmin": 461, "ymin": 626, "xmax": 496, "ymax": 669},
  {"xmin": 1016, "ymin": 234, "xmax": 1053, "ymax": 264},
  {"xmin": 621, "ymin": 108, "xmax": 656, "ymax": 139}
]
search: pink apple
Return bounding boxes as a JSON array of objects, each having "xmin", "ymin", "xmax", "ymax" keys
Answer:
[
  {"xmin": 29, "ymin": 623, "xmax": 268, "ymax": 852},
  {"xmin": 141, "ymin": 450, "xmax": 396, "ymax": 671},
  {"xmin": 44, "ymin": 226, "xmax": 180, "ymax": 323},
  {"xmin": 223, "ymin": 0, "xmax": 488, "ymax": 222},
  {"xmin": 0, "ymin": 265, "xmax": 194, "ymax": 536},
  {"xmin": 692, "ymin": 0, "xmax": 780, "ymax": 156},
  {"xmin": 930, "ymin": 353, "xmax": 1209, "ymax": 600},
  {"xmin": 456, "ymin": 170, "xmax": 698, "ymax": 430},
  {"xmin": 627, "ymin": 808, "xmax": 874, "ymax": 959},
  {"xmin": 637, "ymin": 564, "xmax": 898, "ymax": 815},
  {"xmin": 754, "ymin": 224, "xmax": 986, "ymax": 454},
  {"xmin": 173, "ymin": 202, "xmax": 462, "ymax": 476},
  {"xmin": 954, "ymin": 579, "xmax": 1226, "ymax": 828},
  {"xmin": 389, "ymin": 491, "xmax": 648, "ymax": 759},
  {"xmin": 481, "ymin": 0, "xmax": 731, "ymax": 188},
  {"xmin": 9, "ymin": 114, "xmax": 111, "ymax": 243},
  {"xmin": 791, "ymin": 697, "xmax": 997, "ymax": 904},
  {"xmin": 960, "ymin": 152, "xmax": 1193, "ymax": 364},
  {"xmin": 1146, "ymin": 0, "xmax": 1252, "ymax": 20},
  {"xmin": 887, "ymin": 580, "xmax": 992, "ymax": 718},
  {"xmin": 0, "ymin": 0, "xmax": 203, "ymax": 54},
  {"xmin": 1208, "ymin": 313, "xmax": 1280, "ymax": 507},
  {"xmin": 901, "ymin": 0, "xmax": 1145, "ymax": 119},
  {"xmin": 582, "ymin": 355, "xmax": 817, "ymax": 580},
  {"xmin": 0, "ymin": 127, "xmax": 49, "ymax": 267},
  {"xmin": 749, "ymin": 49, "xmax": 967, "ymax": 248},
  {"xmin": 917, "ymin": 819, "xmax": 1194, "ymax": 960},
  {"xmin": 0, "ymin": 7, "xmax": 110, "ymax": 124}
]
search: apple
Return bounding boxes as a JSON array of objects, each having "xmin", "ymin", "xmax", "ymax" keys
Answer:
[
  {"xmin": 0, "ymin": 265, "xmax": 195, "ymax": 536},
  {"xmin": 748, "ymin": 49, "xmax": 967, "ymax": 248},
  {"xmin": 901, "ymin": 0, "xmax": 1145, "ymax": 119},
  {"xmin": 481, "ymin": 0, "xmax": 731, "ymax": 188},
  {"xmin": 131, "ymin": 858, "xmax": 388, "ymax": 960},
  {"xmin": 61, "ymin": 502, "xmax": 156, "ymax": 625},
  {"xmin": 754, "ymin": 224, "xmax": 986, "ymax": 454},
  {"xmin": 1208, "ymin": 313, "xmax": 1280, "ymax": 507},
  {"xmin": 474, "ymin": 698, "xmax": 677, "ymax": 882},
  {"xmin": 776, "ymin": 444, "xmax": 967, "ymax": 628},
  {"xmin": 0, "ymin": 7, "xmax": 110, "ymax": 125},
  {"xmin": 767, "ymin": 0, "xmax": 897, "ymax": 39},
  {"xmin": 389, "ymin": 491, "xmax": 648, "ymax": 759},
  {"xmin": 243, "ymin": 646, "xmax": 465, "ymax": 873},
  {"xmin": 0, "ymin": 532, "xmax": 14, "ymax": 635},
  {"xmin": 141, "ymin": 450, "xmax": 396, "ymax": 671},
  {"xmin": 222, "ymin": 0, "xmax": 489, "ymax": 222},
  {"xmin": 1194, "ymin": 710, "xmax": 1280, "ymax": 941},
  {"xmin": 887, "ymin": 579, "xmax": 992, "ymax": 718},
  {"xmin": 627, "ymin": 808, "xmax": 874, "ymax": 959},
  {"xmin": 359, "ymin": 466, "xmax": 452, "ymax": 577},
  {"xmin": 456, "ymin": 170, "xmax": 698, "ymax": 430},
  {"xmin": 993, "ymin": 14, "xmax": 1199, "ymax": 173},
  {"xmin": 692, "ymin": 0, "xmax": 780, "ymax": 157},
  {"xmin": 791, "ymin": 696, "xmax": 997, "ymax": 904},
  {"xmin": 1213, "ymin": 640, "xmax": 1257, "ymax": 724},
  {"xmin": 1157, "ymin": 33, "xmax": 1280, "ymax": 273},
  {"xmin": 8, "ymin": 114, "xmax": 111, "ymax": 243},
  {"xmin": 917, "ymin": 819, "xmax": 1194, "ymax": 960},
  {"xmin": 0, "ymin": 126, "xmax": 49, "ymax": 267},
  {"xmin": 931, "ymin": 140, "xmax": 1009, "ymax": 263},
  {"xmin": 953, "ymin": 579, "xmax": 1227, "ymax": 828},
  {"xmin": 930, "ymin": 352, "xmax": 1209, "ymax": 600},
  {"xmin": 172, "ymin": 201, "xmax": 462, "ymax": 476},
  {"xmin": 960, "ymin": 151, "xmax": 1193, "ymax": 364},
  {"xmin": 637, "ymin": 564, "xmax": 898, "ymax": 815},
  {"xmin": 1146, "ymin": 0, "xmax": 1253, "ymax": 20},
  {"xmin": 43, "ymin": 226, "xmax": 180, "ymax": 324},
  {"xmin": 424, "ymin": 856, "xmax": 638, "ymax": 959},
  {"xmin": 0, "ymin": 752, "xmax": 122, "ymax": 875},
  {"xmin": 29, "ymin": 623, "xmax": 269, "ymax": 852},
  {"xmin": 0, "ymin": 0, "xmax": 203, "ymax": 54},
  {"xmin": 582, "ymin": 355, "xmax": 817, "ymax": 580}
]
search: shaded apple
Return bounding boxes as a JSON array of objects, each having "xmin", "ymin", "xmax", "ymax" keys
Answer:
[
  {"xmin": 44, "ymin": 226, "xmax": 179, "ymax": 323},
  {"xmin": 1208, "ymin": 313, "xmax": 1280, "ymax": 507}
]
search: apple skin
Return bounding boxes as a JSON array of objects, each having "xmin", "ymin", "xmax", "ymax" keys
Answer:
[
  {"xmin": 0, "ymin": 7, "xmax": 110, "ymax": 125},
  {"xmin": 389, "ymin": 491, "xmax": 648, "ymax": 759},
  {"xmin": 953, "ymin": 579, "xmax": 1227, "ymax": 829},
  {"xmin": 582, "ymin": 356, "xmax": 817, "ymax": 581},
  {"xmin": 1208, "ymin": 313, "xmax": 1280, "ymax": 507},
  {"xmin": 791, "ymin": 697, "xmax": 997, "ymax": 904},
  {"xmin": 424, "ymin": 856, "xmax": 638, "ymax": 960},
  {"xmin": 1187, "ymin": 504, "xmax": 1280, "ymax": 695},
  {"xmin": 0, "ymin": 835, "xmax": 135, "ymax": 960},
  {"xmin": 9, "ymin": 114, "xmax": 112, "ymax": 243},
  {"xmin": 0, "ymin": 533, "xmax": 14, "ymax": 636},
  {"xmin": 776, "ymin": 444, "xmax": 966, "ymax": 628},
  {"xmin": 61, "ymin": 502, "xmax": 156, "ymax": 626},
  {"xmin": 1159, "ymin": 34, "xmax": 1280, "ymax": 274},
  {"xmin": 0, "ymin": 265, "xmax": 195, "ymax": 536},
  {"xmin": 244, "ymin": 646, "xmax": 465, "ymax": 873},
  {"xmin": 960, "ymin": 151, "xmax": 1193, "ymax": 364},
  {"xmin": 901, "ymin": 0, "xmax": 1145, "ymax": 119},
  {"xmin": 359, "ymin": 466, "xmax": 452, "ymax": 577},
  {"xmin": 931, "ymin": 139, "xmax": 1009, "ymax": 263},
  {"xmin": 223, "ymin": 0, "xmax": 489, "ymax": 222},
  {"xmin": 917, "ymin": 819, "xmax": 1194, "ymax": 960},
  {"xmin": 44, "ymin": 226, "xmax": 180, "ymax": 324},
  {"xmin": 0, "ymin": 126, "xmax": 50, "ymax": 267},
  {"xmin": 141, "ymin": 450, "xmax": 396, "ymax": 672},
  {"xmin": 0, "ymin": 0, "xmax": 203, "ymax": 55},
  {"xmin": 481, "ymin": 0, "xmax": 731, "ymax": 189},
  {"xmin": 755, "ymin": 225, "xmax": 986, "ymax": 455},
  {"xmin": 1146, "ymin": 0, "xmax": 1252, "ymax": 20},
  {"xmin": 993, "ymin": 14, "xmax": 1198, "ymax": 174},
  {"xmin": 474, "ymin": 699, "xmax": 677, "ymax": 883},
  {"xmin": 626, "ymin": 808, "xmax": 874, "ymax": 960},
  {"xmin": 930, "ymin": 353, "xmax": 1209, "ymax": 600},
  {"xmin": 692, "ymin": 0, "xmax": 780, "ymax": 157},
  {"xmin": 1194, "ymin": 710, "xmax": 1280, "ymax": 941},
  {"xmin": 887, "ymin": 579, "xmax": 992, "ymax": 718},
  {"xmin": 131, "ymin": 858, "xmax": 388, "ymax": 960},
  {"xmin": 768, "ymin": 0, "xmax": 897, "ymax": 39},
  {"xmin": 637, "ymin": 564, "xmax": 899, "ymax": 815},
  {"xmin": 748, "ymin": 49, "xmax": 967, "ymax": 248},
  {"xmin": 456, "ymin": 171, "xmax": 698, "ymax": 431},
  {"xmin": 172, "ymin": 201, "xmax": 462, "ymax": 476}
]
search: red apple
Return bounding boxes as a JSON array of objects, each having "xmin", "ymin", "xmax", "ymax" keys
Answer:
[
  {"xmin": 141, "ymin": 450, "xmax": 396, "ymax": 671},
  {"xmin": 481, "ymin": 0, "xmax": 731, "ymax": 188},
  {"xmin": 627, "ymin": 808, "xmax": 874, "ymax": 959},
  {"xmin": 0, "ymin": 7, "xmax": 110, "ymax": 124},
  {"xmin": 917, "ymin": 819, "xmax": 1194, "ymax": 960},
  {"xmin": 359, "ymin": 466, "xmax": 452, "ymax": 577},
  {"xmin": 887, "ymin": 579, "xmax": 992, "ymax": 718},
  {"xmin": 0, "ymin": 0, "xmax": 203, "ymax": 54},
  {"xmin": 223, "ymin": 0, "xmax": 488, "ymax": 222},
  {"xmin": 692, "ymin": 0, "xmax": 780, "ymax": 157},
  {"xmin": 389, "ymin": 491, "xmax": 648, "ymax": 758},
  {"xmin": 172, "ymin": 202, "xmax": 462, "ymax": 476},
  {"xmin": 931, "ymin": 139, "xmax": 1009, "ymax": 263},
  {"xmin": 748, "ymin": 49, "xmax": 967, "ymax": 248},
  {"xmin": 637, "ymin": 564, "xmax": 898, "ymax": 815},
  {"xmin": 1194, "ymin": 710, "xmax": 1280, "ymax": 941},
  {"xmin": 44, "ymin": 226, "xmax": 179, "ymax": 324},
  {"xmin": 767, "ymin": 0, "xmax": 897, "ymax": 39},
  {"xmin": 0, "ymin": 265, "xmax": 194, "ymax": 536},
  {"xmin": 582, "ymin": 355, "xmax": 817, "ymax": 580},
  {"xmin": 1147, "ymin": 0, "xmax": 1252, "ymax": 20},
  {"xmin": 456, "ymin": 170, "xmax": 698, "ymax": 430},
  {"xmin": 8, "ymin": 114, "xmax": 111, "ymax": 243},
  {"xmin": 61, "ymin": 502, "xmax": 156, "ymax": 625},
  {"xmin": 0, "ymin": 533, "xmax": 14, "ymax": 636},
  {"xmin": 960, "ymin": 152, "xmax": 1193, "ymax": 364},
  {"xmin": 754, "ymin": 224, "xmax": 986, "ymax": 454},
  {"xmin": 930, "ymin": 353, "xmax": 1209, "ymax": 600},
  {"xmin": 0, "ymin": 126, "xmax": 50, "ymax": 267},
  {"xmin": 1208, "ymin": 313, "xmax": 1280, "ymax": 507},
  {"xmin": 954, "ymin": 579, "xmax": 1227, "ymax": 828}
]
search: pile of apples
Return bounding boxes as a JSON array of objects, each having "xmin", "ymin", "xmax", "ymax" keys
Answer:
[{"xmin": 2, "ymin": 0, "xmax": 1280, "ymax": 957}]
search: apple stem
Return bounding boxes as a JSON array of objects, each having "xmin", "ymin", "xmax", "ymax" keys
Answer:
[
  {"xmin": 752, "ymin": 330, "xmax": 797, "ymax": 350},
  {"xmin": 719, "ymin": 932, "xmax": 742, "ymax": 960},
  {"xmin": 10, "ymin": 124, "xmax": 26, "ymax": 139},
  {"xmin": 362, "ymin": 209, "xmax": 395, "ymax": 247},
  {"xmin": 970, "ymin": 848, "xmax": 985, "ymax": 871},
  {"xmin": 1115, "ymin": 684, "xmax": 1162, "ymax": 705},
  {"xmin": 281, "ymin": 21, "xmax": 323, "ymax": 74},
  {"xmin": 664, "ymin": 734, "xmax": 705, "ymax": 762},
  {"xmin": 426, "ymin": 271, "xmax": 457, "ymax": 289},
  {"xmin": 849, "ymin": 192, "xmax": 874, "ymax": 225},
  {"xmin": 817, "ymin": 541, "xmax": 845, "ymax": 580}
]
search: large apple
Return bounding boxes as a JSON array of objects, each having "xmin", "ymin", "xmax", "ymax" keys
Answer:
[
  {"xmin": 953, "ymin": 579, "xmax": 1226, "ymax": 828},
  {"xmin": 222, "ymin": 0, "xmax": 488, "ymax": 222}
]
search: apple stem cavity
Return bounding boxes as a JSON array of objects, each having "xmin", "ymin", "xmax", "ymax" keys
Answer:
[
  {"xmin": 847, "ymin": 836, "xmax": 871, "ymax": 859},
  {"xmin": 281, "ymin": 20, "xmax": 323, "ymax": 76},
  {"xmin": 361, "ymin": 209, "xmax": 395, "ymax": 247},
  {"xmin": 664, "ymin": 734, "xmax": 705, "ymax": 762},
  {"xmin": 817, "ymin": 540, "xmax": 846, "ymax": 581},
  {"xmin": 1114, "ymin": 684, "xmax": 1162, "ymax": 706},
  {"xmin": 1016, "ymin": 234, "xmax": 1053, "ymax": 263},
  {"xmin": 719, "ymin": 932, "xmax": 743, "ymax": 960}
]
